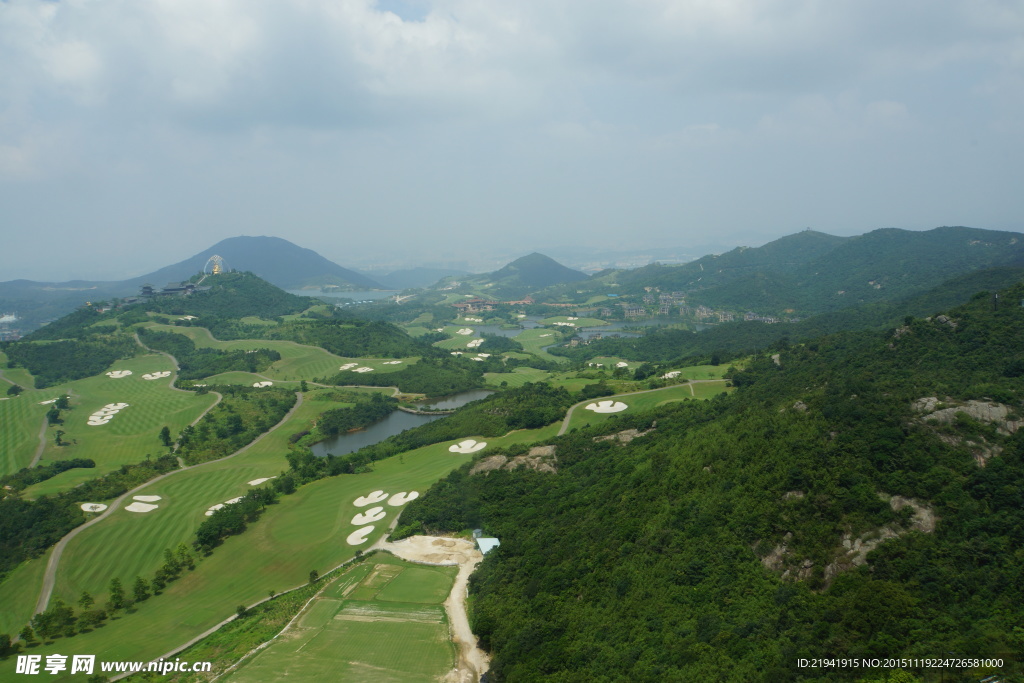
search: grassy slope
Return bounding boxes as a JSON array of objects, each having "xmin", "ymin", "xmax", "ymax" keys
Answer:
[
  {"xmin": 145, "ymin": 324, "xmax": 417, "ymax": 381},
  {"xmin": 22, "ymin": 353, "xmax": 217, "ymax": 495},
  {"xmin": 565, "ymin": 382, "xmax": 732, "ymax": 431},
  {"xmin": 0, "ymin": 393, "xmax": 48, "ymax": 476}
]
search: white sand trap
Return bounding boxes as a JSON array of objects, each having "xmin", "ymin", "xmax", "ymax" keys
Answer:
[
  {"xmin": 354, "ymin": 490, "xmax": 388, "ymax": 507},
  {"xmin": 80, "ymin": 503, "xmax": 107, "ymax": 512},
  {"xmin": 463, "ymin": 317, "xmax": 483, "ymax": 322},
  {"xmin": 567, "ymin": 316, "xmax": 578, "ymax": 320},
  {"xmin": 108, "ymin": 402, "xmax": 129, "ymax": 409},
  {"xmin": 106, "ymin": 370, "xmax": 133, "ymax": 379},
  {"xmin": 466, "ymin": 339, "xmax": 484, "ymax": 347},
  {"xmin": 346, "ymin": 526, "xmax": 375, "ymax": 545},
  {"xmin": 205, "ymin": 503, "xmax": 226, "ymax": 516},
  {"xmin": 179, "ymin": 315, "xmax": 197, "ymax": 320},
  {"xmin": 353, "ymin": 367, "xmax": 374, "ymax": 373},
  {"xmin": 539, "ymin": 333, "xmax": 552, "ymax": 338},
  {"xmin": 125, "ymin": 502, "xmax": 158, "ymax": 513},
  {"xmin": 351, "ymin": 506, "xmax": 386, "ymax": 525},
  {"xmin": 339, "ymin": 363, "xmax": 358, "ymax": 370},
  {"xmin": 194, "ymin": 383, "xmax": 207, "ymax": 387},
  {"xmin": 585, "ymin": 400, "xmax": 628, "ymax": 413},
  {"xmin": 39, "ymin": 399, "xmax": 58, "ymax": 405},
  {"xmin": 383, "ymin": 360, "xmax": 402, "ymax": 365},
  {"xmin": 471, "ymin": 357, "xmax": 484, "ymax": 361},
  {"xmin": 616, "ymin": 362, "xmax": 629, "ymax": 368},
  {"xmin": 253, "ymin": 381, "xmax": 273, "ymax": 387},
  {"xmin": 449, "ymin": 439, "xmax": 487, "ymax": 454},
  {"xmin": 388, "ymin": 491, "xmax": 419, "ymax": 506},
  {"xmin": 476, "ymin": 353, "xmax": 491, "ymax": 358},
  {"xmin": 248, "ymin": 477, "xmax": 276, "ymax": 486},
  {"xmin": 662, "ymin": 371, "xmax": 681, "ymax": 379},
  {"xmin": 457, "ymin": 328, "xmax": 473, "ymax": 335},
  {"xmin": 87, "ymin": 419, "xmax": 110, "ymax": 426},
  {"xmin": 133, "ymin": 495, "xmax": 162, "ymax": 502},
  {"xmin": 142, "ymin": 371, "xmax": 171, "ymax": 380},
  {"xmin": 450, "ymin": 352, "xmax": 463, "ymax": 356},
  {"xmin": 225, "ymin": 496, "xmax": 244, "ymax": 505}
]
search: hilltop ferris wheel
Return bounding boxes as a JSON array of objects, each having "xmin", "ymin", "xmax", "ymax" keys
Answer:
[{"xmin": 203, "ymin": 255, "xmax": 226, "ymax": 275}]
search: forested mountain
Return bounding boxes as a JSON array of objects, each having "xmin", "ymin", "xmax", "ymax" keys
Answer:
[
  {"xmin": 439, "ymin": 253, "xmax": 588, "ymax": 299},
  {"xmin": 555, "ymin": 265, "xmax": 1024, "ymax": 363},
  {"xmin": 0, "ymin": 236, "xmax": 380, "ymax": 331},
  {"xmin": 365, "ymin": 267, "xmax": 469, "ymax": 290},
  {"xmin": 603, "ymin": 226, "xmax": 1024, "ymax": 315},
  {"xmin": 398, "ymin": 279, "xmax": 1024, "ymax": 681}
]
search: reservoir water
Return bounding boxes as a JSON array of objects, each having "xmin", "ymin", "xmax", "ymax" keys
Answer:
[{"xmin": 310, "ymin": 389, "xmax": 493, "ymax": 457}]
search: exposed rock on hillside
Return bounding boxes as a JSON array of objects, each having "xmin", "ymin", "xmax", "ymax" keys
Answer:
[{"xmin": 470, "ymin": 445, "xmax": 558, "ymax": 476}]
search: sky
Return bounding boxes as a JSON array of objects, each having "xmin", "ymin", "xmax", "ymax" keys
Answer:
[{"xmin": 1, "ymin": 0, "xmax": 1023, "ymax": 281}]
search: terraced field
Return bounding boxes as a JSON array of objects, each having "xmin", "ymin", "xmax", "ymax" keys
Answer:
[{"xmin": 227, "ymin": 555, "xmax": 458, "ymax": 683}]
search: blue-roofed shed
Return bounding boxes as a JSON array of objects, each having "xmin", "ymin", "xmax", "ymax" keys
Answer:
[{"xmin": 476, "ymin": 537, "xmax": 501, "ymax": 555}]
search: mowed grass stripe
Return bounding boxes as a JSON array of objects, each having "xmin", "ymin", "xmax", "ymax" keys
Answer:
[
  {"xmin": 0, "ymin": 393, "xmax": 47, "ymax": 475},
  {"xmin": 24, "ymin": 354, "xmax": 217, "ymax": 495}
]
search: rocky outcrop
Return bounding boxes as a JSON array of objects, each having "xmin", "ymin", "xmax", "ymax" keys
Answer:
[
  {"xmin": 470, "ymin": 445, "xmax": 557, "ymax": 476},
  {"xmin": 911, "ymin": 396, "xmax": 1021, "ymax": 466},
  {"xmin": 593, "ymin": 426, "xmax": 656, "ymax": 444}
]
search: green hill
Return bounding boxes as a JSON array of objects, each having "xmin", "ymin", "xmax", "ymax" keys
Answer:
[
  {"xmin": 398, "ymin": 278, "xmax": 1024, "ymax": 680},
  {"xmin": 442, "ymin": 253, "xmax": 588, "ymax": 299}
]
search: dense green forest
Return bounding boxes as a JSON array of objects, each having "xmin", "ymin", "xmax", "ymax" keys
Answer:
[
  {"xmin": 321, "ymin": 357, "xmax": 487, "ymax": 396},
  {"xmin": 2, "ymin": 336, "xmax": 137, "ymax": 388},
  {"xmin": 395, "ymin": 280, "xmax": 1024, "ymax": 681}
]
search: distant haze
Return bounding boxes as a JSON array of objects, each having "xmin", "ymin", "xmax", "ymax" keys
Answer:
[{"xmin": 1, "ymin": 1, "xmax": 1022, "ymax": 282}]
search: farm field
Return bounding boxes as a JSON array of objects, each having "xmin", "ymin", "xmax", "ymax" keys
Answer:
[
  {"xmin": 23, "ymin": 353, "xmax": 218, "ymax": 492},
  {"xmin": 226, "ymin": 555, "xmax": 458, "ymax": 683}
]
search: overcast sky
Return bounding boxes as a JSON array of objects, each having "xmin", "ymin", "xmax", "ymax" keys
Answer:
[{"xmin": 2, "ymin": 0, "xmax": 1022, "ymax": 281}]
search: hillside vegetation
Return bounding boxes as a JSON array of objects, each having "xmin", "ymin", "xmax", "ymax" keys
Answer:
[{"xmin": 398, "ymin": 279, "xmax": 1024, "ymax": 681}]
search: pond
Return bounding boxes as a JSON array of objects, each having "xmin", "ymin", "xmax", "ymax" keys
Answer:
[{"xmin": 310, "ymin": 389, "xmax": 493, "ymax": 458}]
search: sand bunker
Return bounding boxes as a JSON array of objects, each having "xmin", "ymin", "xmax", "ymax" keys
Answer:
[
  {"xmin": 451, "ymin": 352, "xmax": 463, "ymax": 356},
  {"xmin": 253, "ymin": 381, "xmax": 273, "ymax": 387},
  {"xmin": 353, "ymin": 367, "xmax": 374, "ymax": 373},
  {"xmin": 449, "ymin": 439, "xmax": 487, "ymax": 454},
  {"xmin": 388, "ymin": 491, "xmax": 419, "ymax": 506},
  {"xmin": 106, "ymin": 370, "xmax": 133, "ymax": 379},
  {"xmin": 539, "ymin": 333, "xmax": 552, "ymax": 338},
  {"xmin": 248, "ymin": 477, "xmax": 276, "ymax": 486},
  {"xmin": 662, "ymin": 371, "xmax": 681, "ymax": 379},
  {"xmin": 347, "ymin": 526, "xmax": 375, "ymax": 545},
  {"xmin": 80, "ymin": 503, "xmax": 107, "ymax": 512},
  {"xmin": 383, "ymin": 360, "xmax": 402, "ymax": 365},
  {"xmin": 142, "ymin": 371, "xmax": 172, "ymax": 380},
  {"xmin": 567, "ymin": 316, "xmax": 578, "ymax": 320},
  {"xmin": 339, "ymin": 363, "xmax": 358, "ymax": 371},
  {"xmin": 179, "ymin": 315, "xmax": 197, "ymax": 320},
  {"xmin": 204, "ymin": 503, "xmax": 225, "ymax": 516},
  {"xmin": 585, "ymin": 400, "xmax": 628, "ymax": 413},
  {"xmin": 352, "ymin": 506, "xmax": 386, "ymax": 525},
  {"xmin": 133, "ymin": 495, "xmax": 162, "ymax": 502},
  {"xmin": 553, "ymin": 322, "xmax": 576, "ymax": 327},
  {"xmin": 616, "ymin": 362, "xmax": 629, "ymax": 368},
  {"xmin": 88, "ymin": 403, "xmax": 129, "ymax": 426},
  {"xmin": 471, "ymin": 357, "xmax": 483, "ymax": 362},
  {"xmin": 476, "ymin": 353, "xmax": 491, "ymax": 358},
  {"xmin": 463, "ymin": 317, "xmax": 483, "ymax": 322},
  {"xmin": 224, "ymin": 496, "xmax": 244, "ymax": 505},
  {"xmin": 125, "ymin": 502, "xmax": 158, "ymax": 513},
  {"xmin": 39, "ymin": 399, "xmax": 58, "ymax": 405},
  {"xmin": 457, "ymin": 328, "xmax": 474, "ymax": 335},
  {"xmin": 466, "ymin": 339, "xmax": 484, "ymax": 348},
  {"xmin": 354, "ymin": 490, "xmax": 388, "ymax": 507}
]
